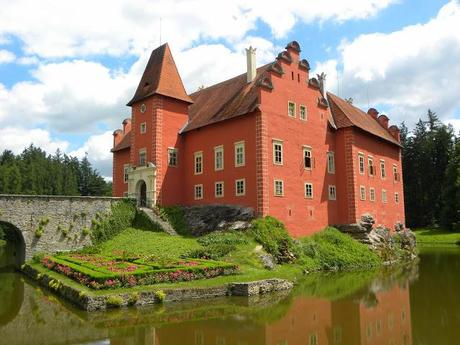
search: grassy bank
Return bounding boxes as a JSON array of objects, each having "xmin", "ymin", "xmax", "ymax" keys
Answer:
[{"xmin": 414, "ymin": 228, "xmax": 460, "ymax": 245}]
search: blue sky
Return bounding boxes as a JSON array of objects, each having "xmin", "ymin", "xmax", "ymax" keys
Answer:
[{"xmin": 0, "ymin": 0, "xmax": 459, "ymax": 178}]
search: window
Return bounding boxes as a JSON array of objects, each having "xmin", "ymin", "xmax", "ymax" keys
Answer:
[
  {"xmin": 393, "ymin": 165, "xmax": 400, "ymax": 182},
  {"xmin": 123, "ymin": 164, "xmax": 129, "ymax": 183},
  {"xmin": 235, "ymin": 179, "xmax": 245, "ymax": 196},
  {"xmin": 140, "ymin": 122, "xmax": 146, "ymax": 134},
  {"xmin": 370, "ymin": 187, "xmax": 376, "ymax": 201},
  {"xmin": 168, "ymin": 148, "xmax": 178, "ymax": 167},
  {"xmin": 382, "ymin": 189, "xmax": 387, "ymax": 203},
  {"xmin": 139, "ymin": 149, "xmax": 146, "ymax": 166},
  {"xmin": 395, "ymin": 192, "xmax": 399, "ymax": 203},
  {"xmin": 214, "ymin": 145, "xmax": 224, "ymax": 171},
  {"xmin": 305, "ymin": 183, "xmax": 313, "ymax": 199},
  {"xmin": 194, "ymin": 184, "xmax": 203, "ymax": 200},
  {"xmin": 215, "ymin": 181, "xmax": 224, "ymax": 198},
  {"xmin": 288, "ymin": 101, "xmax": 296, "ymax": 117},
  {"xmin": 327, "ymin": 152, "xmax": 335, "ymax": 174},
  {"xmin": 328, "ymin": 185, "xmax": 337, "ymax": 200},
  {"xmin": 310, "ymin": 333, "xmax": 318, "ymax": 345},
  {"xmin": 273, "ymin": 140, "xmax": 283, "ymax": 165},
  {"xmin": 358, "ymin": 154, "xmax": 365, "ymax": 174},
  {"xmin": 380, "ymin": 160, "xmax": 386, "ymax": 179},
  {"xmin": 300, "ymin": 105, "xmax": 307, "ymax": 120},
  {"xmin": 234, "ymin": 141, "xmax": 245, "ymax": 167},
  {"xmin": 274, "ymin": 179, "xmax": 284, "ymax": 196},
  {"xmin": 368, "ymin": 157, "xmax": 375, "ymax": 176},
  {"xmin": 194, "ymin": 151, "xmax": 203, "ymax": 174},
  {"xmin": 195, "ymin": 331, "xmax": 204, "ymax": 345},
  {"xmin": 360, "ymin": 185, "xmax": 366, "ymax": 201},
  {"xmin": 303, "ymin": 147, "xmax": 312, "ymax": 169}
]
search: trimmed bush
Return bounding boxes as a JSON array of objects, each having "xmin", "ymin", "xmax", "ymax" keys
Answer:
[
  {"xmin": 250, "ymin": 216, "xmax": 298, "ymax": 263},
  {"xmin": 187, "ymin": 243, "xmax": 237, "ymax": 260},
  {"xmin": 197, "ymin": 231, "xmax": 249, "ymax": 247}
]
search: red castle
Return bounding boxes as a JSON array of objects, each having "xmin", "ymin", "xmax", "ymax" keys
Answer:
[{"xmin": 112, "ymin": 41, "xmax": 405, "ymax": 236}]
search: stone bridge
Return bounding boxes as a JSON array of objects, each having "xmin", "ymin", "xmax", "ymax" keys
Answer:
[{"xmin": 0, "ymin": 194, "xmax": 123, "ymax": 266}]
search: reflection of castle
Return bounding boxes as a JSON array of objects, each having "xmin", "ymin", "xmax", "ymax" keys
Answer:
[{"xmin": 149, "ymin": 284, "xmax": 412, "ymax": 345}]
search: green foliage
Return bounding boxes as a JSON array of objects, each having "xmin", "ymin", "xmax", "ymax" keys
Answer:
[
  {"xmin": 159, "ymin": 206, "xmax": 189, "ymax": 235},
  {"xmin": 197, "ymin": 231, "xmax": 249, "ymax": 247},
  {"xmin": 0, "ymin": 145, "xmax": 111, "ymax": 196},
  {"xmin": 106, "ymin": 295, "xmax": 124, "ymax": 307},
  {"xmin": 91, "ymin": 200, "xmax": 137, "ymax": 244},
  {"xmin": 299, "ymin": 227, "xmax": 381, "ymax": 270},
  {"xmin": 250, "ymin": 216, "xmax": 298, "ymax": 263},
  {"xmin": 82, "ymin": 227, "xmax": 91, "ymax": 236},
  {"xmin": 133, "ymin": 209, "xmax": 163, "ymax": 232},
  {"xmin": 155, "ymin": 290, "xmax": 166, "ymax": 303},
  {"xmin": 414, "ymin": 228, "xmax": 460, "ymax": 245},
  {"xmin": 0, "ymin": 225, "xmax": 4, "ymax": 241},
  {"xmin": 187, "ymin": 243, "xmax": 237, "ymax": 260},
  {"xmin": 32, "ymin": 252, "xmax": 46, "ymax": 263},
  {"xmin": 128, "ymin": 292, "xmax": 139, "ymax": 305}
]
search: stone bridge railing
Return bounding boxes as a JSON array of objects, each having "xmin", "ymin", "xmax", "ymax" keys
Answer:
[{"xmin": 0, "ymin": 194, "xmax": 123, "ymax": 263}]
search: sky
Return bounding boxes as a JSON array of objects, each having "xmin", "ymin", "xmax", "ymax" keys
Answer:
[{"xmin": 0, "ymin": 0, "xmax": 459, "ymax": 180}]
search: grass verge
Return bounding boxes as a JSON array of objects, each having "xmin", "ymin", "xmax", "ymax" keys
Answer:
[{"xmin": 413, "ymin": 228, "xmax": 460, "ymax": 245}]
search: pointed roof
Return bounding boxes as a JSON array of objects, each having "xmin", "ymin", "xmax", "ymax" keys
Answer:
[
  {"xmin": 127, "ymin": 43, "xmax": 193, "ymax": 106},
  {"xmin": 327, "ymin": 92, "xmax": 400, "ymax": 146}
]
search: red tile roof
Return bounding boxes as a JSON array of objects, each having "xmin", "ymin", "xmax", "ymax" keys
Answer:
[
  {"xmin": 111, "ymin": 133, "xmax": 131, "ymax": 152},
  {"xmin": 327, "ymin": 92, "xmax": 400, "ymax": 146},
  {"xmin": 127, "ymin": 43, "xmax": 192, "ymax": 106},
  {"xmin": 182, "ymin": 64, "xmax": 271, "ymax": 132}
]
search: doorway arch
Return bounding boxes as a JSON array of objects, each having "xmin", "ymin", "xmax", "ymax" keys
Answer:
[
  {"xmin": 136, "ymin": 179, "xmax": 147, "ymax": 207},
  {"xmin": 0, "ymin": 221, "xmax": 26, "ymax": 269}
]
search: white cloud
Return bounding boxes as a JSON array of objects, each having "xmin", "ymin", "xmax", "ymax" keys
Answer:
[
  {"xmin": 334, "ymin": 0, "xmax": 460, "ymax": 126},
  {"xmin": 17, "ymin": 56, "xmax": 39, "ymax": 65},
  {"xmin": 0, "ymin": 127, "xmax": 69, "ymax": 154},
  {"xmin": 0, "ymin": 0, "xmax": 396, "ymax": 58},
  {"xmin": 0, "ymin": 49, "xmax": 15, "ymax": 64}
]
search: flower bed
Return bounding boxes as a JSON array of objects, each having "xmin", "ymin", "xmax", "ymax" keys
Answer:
[{"xmin": 41, "ymin": 254, "xmax": 238, "ymax": 290}]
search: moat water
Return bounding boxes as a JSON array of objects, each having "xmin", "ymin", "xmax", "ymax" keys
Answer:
[{"xmin": 0, "ymin": 246, "xmax": 458, "ymax": 345}]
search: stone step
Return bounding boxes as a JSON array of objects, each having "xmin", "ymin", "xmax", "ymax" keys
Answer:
[{"xmin": 138, "ymin": 207, "xmax": 177, "ymax": 236}]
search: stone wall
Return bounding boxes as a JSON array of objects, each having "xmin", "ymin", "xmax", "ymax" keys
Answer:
[{"xmin": 0, "ymin": 195, "xmax": 123, "ymax": 261}]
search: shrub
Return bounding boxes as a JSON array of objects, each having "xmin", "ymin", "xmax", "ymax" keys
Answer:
[
  {"xmin": 106, "ymin": 295, "xmax": 124, "ymax": 307},
  {"xmin": 155, "ymin": 290, "xmax": 166, "ymax": 303},
  {"xmin": 91, "ymin": 200, "xmax": 136, "ymax": 244},
  {"xmin": 250, "ymin": 216, "xmax": 298, "ymax": 263},
  {"xmin": 299, "ymin": 227, "xmax": 381, "ymax": 270},
  {"xmin": 32, "ymin": 252, "xmax": 46, "ymax": 263},
  {"xmin": 128, "ymin": 292, "xmax": 139, "ymax": 305},
  {"xmin": 197, "ymin": 231, "xmax": 249, "ymax": 247},
  {"xmin": 187, "ymin": 243, "xmax": 237, "ymax": 260},
  {"xmin": 133, "ymin": 209, "xmax": 163, "ymax": 232},
  {"xmin": 159, "ymin": 206, "xmax": 189, "ymax": 235}
]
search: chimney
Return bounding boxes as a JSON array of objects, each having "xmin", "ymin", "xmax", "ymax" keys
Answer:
[
  {"xmin": 389, "ymin": 125, "xmax": 401, "ymax": 142},
  {"xmin": 113, "ymin": 129, "xmax": 123, "ymax": 147},
  {"xmin": 122, "ymin": 118, "xmax": 131, "ymax": 134},
  {"xmin": 377, "ymin": 114, "xmax": 389, "ymax": 129},
  {"xmin": 367, "ymin": 108, "xmax": 379, "ymax": 119},
  {"xmin": 246, "ymin": 46, "xmax": 257, "ymax": 83}
]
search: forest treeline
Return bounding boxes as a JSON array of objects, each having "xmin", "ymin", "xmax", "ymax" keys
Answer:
[
  {"xmin": 0, "ymin": 145, "xmax": 111, "ymax": 197},
  {"xmin": 401, "ymin": 110, "xmax": 459, "ymax": 230}
]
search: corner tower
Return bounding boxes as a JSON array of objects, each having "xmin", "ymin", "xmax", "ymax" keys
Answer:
[{"xmin": 126, "ymin": 43, "xmax": 192, "ymax": 207}]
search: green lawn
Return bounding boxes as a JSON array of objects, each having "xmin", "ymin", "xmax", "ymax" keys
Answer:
[{"xmin": 414, "ymin": 228, "xmax": 460, "ymax": 245}]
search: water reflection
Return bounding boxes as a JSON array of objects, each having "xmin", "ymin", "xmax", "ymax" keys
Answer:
[{"xmin": 0, "ymin": 247, "xmax": 458, "ymax": 345}]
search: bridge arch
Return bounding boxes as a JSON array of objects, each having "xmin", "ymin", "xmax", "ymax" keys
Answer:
[{"xmin": 0, "ymin": 221, "xmax": 26, "ymax": 268}]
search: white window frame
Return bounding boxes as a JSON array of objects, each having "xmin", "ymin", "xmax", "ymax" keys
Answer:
[
  {"xmin": 382, "ymin": 189, "xmax": 387, "ymax": 203},
  {"xmin": 300, "ymin": 104, "xmax": 307, "ymax": 121},
  {"xmin": 272, "ymin": 140, "xmax": 283, "ymax": 165},
  {"xmin": 234, "ymin": 141, "xmax": 245, "ymax": 167},
  {"xmin": 395, "ymin": 192, "xmax": 399, "ymax": 203},
  {"xmin": 194, "ymin": 151, "xmax": 203, "ymax": 175},
  {"xmin": 274, "ymin": 179, "xmax": 284, "ymax": 197},
  {"xmin": 303, "ymin": 146, "xmax": 312, "ymax": 170},
  {"xmin": 328, "ymin": 185, "xmax": 337, "ymax": 200},
  {"xmin": 368, "ymin": 156, "xmax": 375, "ymax": 176},
  {"xmin": 215, "ymin": 181, "xmax": 224, "ymax": 198},
  {"xmin": 288, "ymin": 101, "xmax": 296, "ymax": 117},
  {"xmin": 358, "ymin": 153, "xmax": 365, "ymax": 175},
  {"xmin": 304, "ymin": 183, "xmax": 313, "ymax": 199},
  {"xmin": 360, "ymin": 185, "xmax": 366, "ymax": 201},
  {"xmin": 327, "ymin": 152, "xmax": 335, "ymax": 174},
  {"xmin": 139, "ymin": 148, "xmax": 147, "ymax": 166},
  {"xmin": 369, "ymin": 187, "xmax": 376, "ymax": 202},
  {"xmin": 123, "ymin": 164, "xmax": 129, "ymax": 183},
  {"xmin": 393, "ymin": 164, "xmax": 399, "ymax": 182},
  {"xmin": 214, "ymin": 145, "xmax": 224, "ymax": 171},
  {"xmin": 235, "ymin": 178, "xmax": 246, "ymax": 196},
  {"xmin": 194, "ymin": 184, "xmax": 203, "ymax": 200},
  {"xmin": 168, "ymin": 147, "xmax": 178, "ymax": 167},
  {"xmin": 380, "ymin": 160, "xmax": 386, "ymax": 179},
  {"xmin": 140, "ymin": 122, "xmax": 147, "ymax": 134}
]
